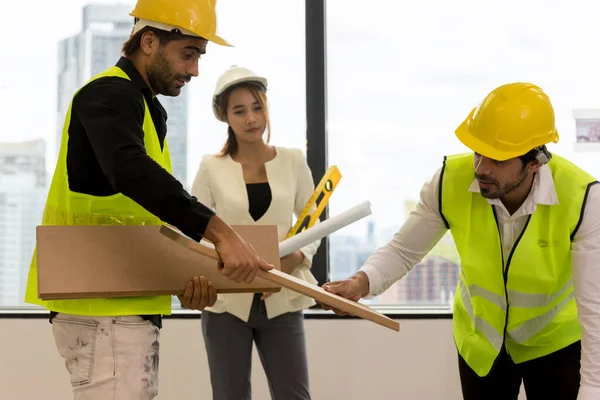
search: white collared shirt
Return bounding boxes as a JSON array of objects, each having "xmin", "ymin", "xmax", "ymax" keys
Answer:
[{"xmin": 359, "ymin": 163, "xmax": 600, "ymax": 399}]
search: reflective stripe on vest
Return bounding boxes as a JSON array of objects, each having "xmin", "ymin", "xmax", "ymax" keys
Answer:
[
  {"xmin": 462, "ymin": 279, "xmax": 575, "ymax": 345},
  {"xmin": 41, "ymin": 205, "xmax": 161, "ymax": 226},
  {"xmin": 441, "ymin": 152, "xmax": 597, "ymax": 376},
  {"xmin": 459, "ymin": 279, "xmax": 504, "ymax": 352},
  {"xmin": 24, "ymin": 65, "xmax": 174, "ymax": 317}
]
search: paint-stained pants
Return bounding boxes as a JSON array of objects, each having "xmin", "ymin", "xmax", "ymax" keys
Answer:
[{"xmin": 52, "ymin": 313, "xmax": 160, "ymax": 400}]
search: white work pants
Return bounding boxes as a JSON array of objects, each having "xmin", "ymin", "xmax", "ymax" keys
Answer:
[{"xmin": 52, "ymin": 313, "xmax": 160, "ymax": 400}]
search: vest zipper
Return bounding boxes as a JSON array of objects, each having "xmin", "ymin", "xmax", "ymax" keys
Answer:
[{"xmin": 486, "ymin": 206, "xmax": 532, "ymax": 376}]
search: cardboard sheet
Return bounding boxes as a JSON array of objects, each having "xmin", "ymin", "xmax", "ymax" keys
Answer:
[
  {"xmin": 36, "ymin": 224, "xmax": 281, "ymax": 300},
  {"xmin": 160, "ymin": 225, "xmax": 400, "ymax": 332}
]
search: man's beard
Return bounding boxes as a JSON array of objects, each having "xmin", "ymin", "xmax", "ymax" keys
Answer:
[
  {"xmin": 146, "ymin": 49, "xmax": 189, "ymax": 97},
  {"xmin": 476, "ymin": 168, "xmax": 528, "ymax": 199}
]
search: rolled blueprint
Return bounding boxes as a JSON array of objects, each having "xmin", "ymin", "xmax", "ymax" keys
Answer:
[
  {"xmin": 196, "ymin": 200, "xmax": 372, "ymax": 258},
  {"xmin": 279, "ymin": 200, "xmax": 372, "ymax": 257}
]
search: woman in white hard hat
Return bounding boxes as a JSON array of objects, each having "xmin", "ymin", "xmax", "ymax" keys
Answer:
[{"xmin": 191, "ymin": 65, "xmax": 320, "ymax": 400}]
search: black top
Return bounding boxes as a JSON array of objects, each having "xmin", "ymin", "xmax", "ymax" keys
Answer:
[
  {"xmin": 246, "ymin": 182, "xmax": 272, "ymax": 304},
  {"xmin": 246, "ymin": 183, "xmax": 272, "ymax": 221},
  {"xmin": 50, "ymin": 57, "xmax": 216, "ymax": 328}
]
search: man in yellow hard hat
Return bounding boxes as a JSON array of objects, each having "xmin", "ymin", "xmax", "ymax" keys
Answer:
[
  {"xmin": 24, "ymin": 0, "xmax": 273, "ymax": 398},
  {"xmin": 322, "ymin": 83, "xmax": 600, "ymax": 399}
]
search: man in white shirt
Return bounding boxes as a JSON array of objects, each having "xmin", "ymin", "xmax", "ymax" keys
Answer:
[{"xmin": 322, "ymin": 82, "xmax": 600, "ymax": 400}]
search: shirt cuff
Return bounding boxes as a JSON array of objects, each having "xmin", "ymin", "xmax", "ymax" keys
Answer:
[
  {"xmin": 182, "ymin": 201, "xmax": 216, "ymax": 242},
  {"xmin": 358, "ymin": 263, "xmax": 383, "ymax": 299},
  {"xmin": 297, "ymin": 248, "xmax": 313, "ymax": 270},
  {"xmin": 578, "ymin": 384, "xmax": 600, "ymax": 400}
]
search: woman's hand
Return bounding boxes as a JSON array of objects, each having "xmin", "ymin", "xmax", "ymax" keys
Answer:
[{"xmin": 280, "ymin": 250, "xmax": 305, "ymax": 274}]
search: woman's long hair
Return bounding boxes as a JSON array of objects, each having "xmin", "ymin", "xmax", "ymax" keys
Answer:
[{"xmin": 217, "ymin": 83, "xmax": 271, "ymax": 157}]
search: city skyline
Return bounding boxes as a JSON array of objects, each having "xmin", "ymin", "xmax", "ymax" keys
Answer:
[{"xmin": 0, "ymin": 139, "xmax": 47, "ymax": 306}]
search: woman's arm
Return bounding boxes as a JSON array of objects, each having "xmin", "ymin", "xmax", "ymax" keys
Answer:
[{"xmin": 191, "ymin": 156, "xmax": 216, "ymax": 211}]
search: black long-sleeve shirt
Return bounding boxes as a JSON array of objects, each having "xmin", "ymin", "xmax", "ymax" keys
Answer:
[
  {"xmin": 50, "ymin": 57, "xmax": 215, "ymax": 327},
  {"xmin": 67, "ymin": 57, "xmax": 215, "ymax": 240}
]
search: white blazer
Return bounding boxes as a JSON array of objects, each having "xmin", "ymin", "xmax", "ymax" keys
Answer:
[{"xmin": 191, "ymin": 146, "xmax": 321, "ymax": 322}]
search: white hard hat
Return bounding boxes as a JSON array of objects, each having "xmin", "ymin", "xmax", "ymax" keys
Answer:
[{"xmin": 212, "ymin": 65, "xmax": 268, "ymax": 122}]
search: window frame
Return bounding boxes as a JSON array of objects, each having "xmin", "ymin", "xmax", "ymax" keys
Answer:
[
  {"xmin": 306, "ymin": 1, "xmax": 451, "ymax": 317},
  {"xmin": 0, "ymin": 0, "xmax": 451, "ymax": 319},
  {"xmin": 305, "ymin": 0, "xmax": 330, "ymax": 288}
]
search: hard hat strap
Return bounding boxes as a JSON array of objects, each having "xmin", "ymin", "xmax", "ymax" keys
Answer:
[{"xmin": 534, "ymin": 146, "xmax": 552, "ymax": 165}]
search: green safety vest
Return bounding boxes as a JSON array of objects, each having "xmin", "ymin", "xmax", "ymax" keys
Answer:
[
  {"xmin": 441, "ymin": 152, "xmax": 597, "ymax": 377},
  {"xmin": 24, "ymin": 66, "xmax": 173, "ymax": 316}
]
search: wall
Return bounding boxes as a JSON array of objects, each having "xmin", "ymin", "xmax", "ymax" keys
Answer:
[{"xmin": 0, "ymin": 317, "xmax": 526, "ymax": 399}]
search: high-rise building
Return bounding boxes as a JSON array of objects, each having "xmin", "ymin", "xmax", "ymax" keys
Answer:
[
  {"xmin": 0, "ymin": 139, "xmax": 47, "ymax": 306},
  {"xmin": 57, "ymin": 4, "xmax": 189, "ymax": 185}
]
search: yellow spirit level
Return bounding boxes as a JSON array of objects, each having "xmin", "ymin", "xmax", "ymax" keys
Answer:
[{"xmin": 286, "ymin": 165, "xmax": 342, "ymax": 238}]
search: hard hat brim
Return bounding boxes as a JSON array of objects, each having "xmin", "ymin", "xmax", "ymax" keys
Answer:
[
  {"xmin": 205, "ymin": 33, "xmax": 233, "ymax": 47},
  {"xmin": 455, "ymin": 118, "xmax": 525, "ymax": 162}
]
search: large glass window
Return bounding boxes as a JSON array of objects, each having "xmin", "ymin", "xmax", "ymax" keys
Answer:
[
  {"xmin": 5, "ymin": 0, "xmax": 600, "ymax": 315},
  {"xmin": 0, "ymin": 0, "xmax": 306, "ymax": 310},
  {"xmin": 326, "ymin": 0, "xmax": 600, "ymax": 311}
]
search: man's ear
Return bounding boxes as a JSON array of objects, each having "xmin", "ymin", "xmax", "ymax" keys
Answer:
[
  {"xmin": 528, "ymin": 160, "xmax": 542, "ymax": 174},
  {"xmin": 139, "ymin": 31, "xmax": 157, "ymax": 56}
]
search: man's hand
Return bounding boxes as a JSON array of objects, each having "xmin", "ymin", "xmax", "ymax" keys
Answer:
[
  {"xmin": 178, "ymin": 276, "xmax": 217, "ymax": 311},
  {"xmin": 321, "ymin": 271, "xmax": 370, "ymax": 316},
  {"xmin": 204, "ymin": 216, "xmax": 274, "ymax": 284}
]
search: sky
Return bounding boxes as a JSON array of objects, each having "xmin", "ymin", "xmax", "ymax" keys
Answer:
[
  {"xmin": 2, "ymin": 0, "xmax": 600, "ymax": 245},
  {"xmin": 326, "ymin": 0, "xmax": 600, "ymax": 241}
]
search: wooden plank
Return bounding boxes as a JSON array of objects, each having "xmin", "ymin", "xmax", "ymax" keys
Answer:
[
  {"xmin": 36, "ymin": 224, "xmax": 281, "ymax": 300},
  {"xmin": 160, "ymin": 225, "xmax": 400, "ymax": 332}
]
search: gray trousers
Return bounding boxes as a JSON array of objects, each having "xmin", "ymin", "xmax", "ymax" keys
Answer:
[{"xmin": 201, "ymin": 294, "xmax": 310, "ymax": 400}]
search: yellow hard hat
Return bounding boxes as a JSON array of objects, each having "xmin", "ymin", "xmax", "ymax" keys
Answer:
[
  {"xmin": 455, "ymin": 82, "xmax": 559, "ymax": 161},
  {"xmin": 130, "ymin": 0, "xmax": 232, "ymax": 47}
]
